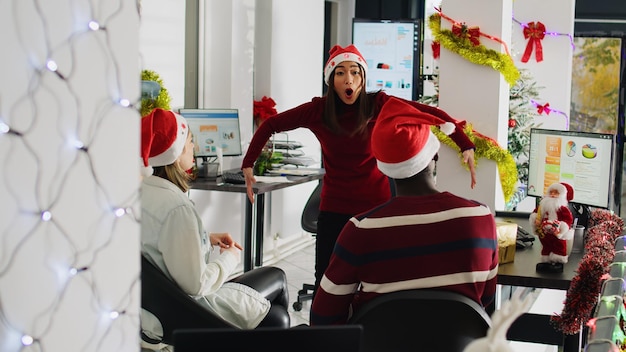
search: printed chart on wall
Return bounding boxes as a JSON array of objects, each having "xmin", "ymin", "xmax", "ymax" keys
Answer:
[
  {"xmin": 527, "ymin": 128, "xmax": 615, "ymax": 208},
  {"xmin": 352, "ymin": 19, "xmax": 420, "ymax": 100}
]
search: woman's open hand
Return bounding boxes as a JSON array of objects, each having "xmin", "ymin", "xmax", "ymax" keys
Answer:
[{"xmin": 462, "ymin": 149, "xmax": 477, "ymax": 189}]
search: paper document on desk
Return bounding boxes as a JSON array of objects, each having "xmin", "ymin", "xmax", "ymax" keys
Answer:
[
  {"xmin": 255, "ymin": 176, "xmax": 292, "ymax": 183},
  {"xmin": 267, "ymin": 168, "xmax": 319, "ymax": 176}
]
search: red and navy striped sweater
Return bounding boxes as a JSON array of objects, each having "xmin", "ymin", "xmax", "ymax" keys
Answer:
[{"xmin": 310, "ymin": 192, "xmax": 498, "ymax": 325}]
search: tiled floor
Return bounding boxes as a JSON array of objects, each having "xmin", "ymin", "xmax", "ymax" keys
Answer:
[
  {"xmin": 270, "ymin": 239, "xmax": 317, "ymax": 327},
  {"xmin": 272, "ymin": 240, "xmax": 560, "ymax": 352}
]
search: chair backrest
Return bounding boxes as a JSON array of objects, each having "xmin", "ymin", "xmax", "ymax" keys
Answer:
[
  {"xmin": 301, "ymin": 181, "xmax": 322, "ymax": 234},
  {"xmin": 173, "ymin": 325, "xmax": 364, "ymax": 352},
  {"xmin": 141, "ymin": 255, "xmax": 236, "ymax": 344},
  {"xmin": 348, "ymin": 289, "xmax": 491, "ymax": 352}
]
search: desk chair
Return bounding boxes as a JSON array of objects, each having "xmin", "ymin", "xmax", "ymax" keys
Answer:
[
  {"xmin": 348, "ymin": 289, "xmax": 491, "ymax": 352},
  {"xmin": 141, "ymin": 255, "xmax": 236, "ymax": 345},
  {"xmin": 173, "ymin": 325, "xmax": 364, "ymax": 352},
  {"xmin": 292, "ymin": 181, "xmax": 322, "ymax": 311}
]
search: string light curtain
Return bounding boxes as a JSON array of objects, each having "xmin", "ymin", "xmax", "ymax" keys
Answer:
[{"xmin": 0, "ymin": 1, "xmax": 142, "ymax": 351}]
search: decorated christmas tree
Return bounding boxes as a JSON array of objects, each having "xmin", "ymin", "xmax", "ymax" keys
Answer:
[{"xmin": 505, "ymin": 69, "xmax": 542, "ymax": 209}]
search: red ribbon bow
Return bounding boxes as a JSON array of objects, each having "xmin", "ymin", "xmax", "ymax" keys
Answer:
[
  {"xmin": 521, "ymin": 21, "xmax": 546, "ymax": 63},
  {"xmin": 253, "ymin": 96, "xmax": 277, "ymax": 126},
  {"xmin": 537, "ymin": 103, "xmax": 551, "ymax": 115},
  {"xmin": 451, "ymin": 23, "xmax": 481, "ymax": 46}
]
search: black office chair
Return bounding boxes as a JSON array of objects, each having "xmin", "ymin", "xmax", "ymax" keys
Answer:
[
  {"xmin": 292, "ymin": 181, "xmax": 322, "ymax": 311},
  {"xmin": 348, "ymin": 289, "xmax": 492, "ymax": 352},
  {"xmin": 173, "ymin": 325, "xmax": 364, "ymax": 352},
  {"xmin": 141, "ymin": 255, "xmax": 237, "ymax": 345}
]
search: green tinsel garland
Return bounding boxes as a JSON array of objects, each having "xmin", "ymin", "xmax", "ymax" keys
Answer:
[
  {"xmin": 140, "ymin": 69, "xmax": 172, "ymax": 117},
  {"xmin": 429, "ymin": 13, "xmax": 520, "ymax": 86},
  {"xmin": 433, "ymin": 125, "xmax": 518, "ymax": 203}
]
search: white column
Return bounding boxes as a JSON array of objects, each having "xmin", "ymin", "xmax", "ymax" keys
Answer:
[{"xmin": 436, "ymin": 0, "xmax": 513, "ymax": 212}]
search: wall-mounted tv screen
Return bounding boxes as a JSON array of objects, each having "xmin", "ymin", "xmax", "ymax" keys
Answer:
[
  {"xmin": 527, "ymin": 128, "xmax": 615, "ymax": 209},
  {"xmin": 352, "ymin": 19, "xmax": 421, "ymax": 100},
  {"xmin": 177, "ymin": 108, "xmax": 242, "ymax": 158}
]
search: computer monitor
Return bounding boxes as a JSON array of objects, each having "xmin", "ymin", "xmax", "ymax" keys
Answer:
[
  {"xmin": 352, "ymin": 19, "xmax": 421, "ymax": 100},
  {"xmin": 527, "ymin": 128, "xmax": 615, "ymax": 209},
  {"xmin": 178, "ymin": 108, "xmax": 243, "ymax": 158}
]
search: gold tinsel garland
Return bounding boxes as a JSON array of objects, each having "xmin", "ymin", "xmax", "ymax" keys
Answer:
[
  {"xmin": 141, "ymin": 69, "xmax": 172, "ymax": 117},
  {"xmin": 429, "ymin": 13, "xmax": 520, "ymax": 86},
  {"xmin": 433, "ymin": 125, "xmax": 518, "ymax": 203}
]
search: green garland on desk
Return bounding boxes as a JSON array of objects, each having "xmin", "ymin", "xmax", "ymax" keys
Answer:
[{"xmin": 432, "ymin": 124, "xmax": 517, "ymax": 203}]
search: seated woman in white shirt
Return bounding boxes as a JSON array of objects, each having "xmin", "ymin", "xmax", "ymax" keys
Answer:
[{"xmin": 140, "ymin": 108, "xmax": 290, "ymax": 329}]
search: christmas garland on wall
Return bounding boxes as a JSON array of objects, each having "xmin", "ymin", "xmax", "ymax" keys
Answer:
[
  {"xmin": 432, "ymin": 124, "xmax": 517, "ymax": 203},
  {"xmin": 429, "ymin": 12, "xmax": 520, "ymax": 86}
]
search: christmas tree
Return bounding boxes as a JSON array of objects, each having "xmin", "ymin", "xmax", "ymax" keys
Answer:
[{"xmin": 506, "ymin": 69, "xmax": 543, "ymax": 209}]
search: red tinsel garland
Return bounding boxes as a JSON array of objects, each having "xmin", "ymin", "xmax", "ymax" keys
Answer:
[{"xmin": 551, "ymin": 210, "xmax": 625, "ymax": 334}]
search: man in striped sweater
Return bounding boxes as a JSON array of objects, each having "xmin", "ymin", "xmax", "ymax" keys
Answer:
[{"xmin": 310, "ymin": 97, "xmax": 498, "ymax": 325}]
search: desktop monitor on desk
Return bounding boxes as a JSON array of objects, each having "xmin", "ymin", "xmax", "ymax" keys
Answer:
[
  {"xmin": 527, "ymin": 128, "xmax": 615, "ymax": 209},
  {"xmin": 178, "ymin": 108, "xmax": 242, "ymax": 177}
]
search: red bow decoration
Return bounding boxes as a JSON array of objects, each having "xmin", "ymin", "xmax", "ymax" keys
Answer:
[
  {"xmin": 451, "ymin": 23, "xmax": 481, "ymax": 46},
  {"xmin": 431, "ymin": 41, "xmax": 440, "ymax": 59},
  {"xmin": 537, "ymin": 103, "xmax": 551, "ymax": 115},
  {"xmin": 521, "ymin": 21, "xmax": 546, "ymax": 63},
  {"xmin": 253, "ymin": 96, "xmax": 277, "ymax": 127}
]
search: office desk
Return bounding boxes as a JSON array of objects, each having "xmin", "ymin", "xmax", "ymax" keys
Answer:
[
  {"xmin": 191, "ymin": 169, "xmax": 325, "ymax": 272},
  {"xmin": 495, "ymin": 211, "xmax": 584, "ymax": 352}
]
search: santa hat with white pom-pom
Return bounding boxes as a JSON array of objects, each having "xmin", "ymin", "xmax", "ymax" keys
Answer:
[
  {"xmin": 141, "ymin": 108, "xmax": 189, "ymax": 177},
  {"xmin": 371, "ymin": 97, "xmax": 455, "ymax": 179}
]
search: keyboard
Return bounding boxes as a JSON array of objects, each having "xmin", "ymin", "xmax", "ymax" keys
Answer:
[{"xmin": 220, "ymin": 171, "xmax": 246, "ymax": 184}]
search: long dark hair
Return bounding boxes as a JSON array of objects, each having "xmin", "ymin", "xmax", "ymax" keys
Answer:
[{"xmin": 323, "ymin": 63, "xmax": 377, "ymax": 136}]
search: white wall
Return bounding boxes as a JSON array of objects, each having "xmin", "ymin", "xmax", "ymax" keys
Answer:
[
  {"xmin": 253, "ymin": 0, "xmax": 325, "ymax": 255},
  {"xmin": 0, "ymin": 1, "xmax": 141, "ymax": 351},
  {"xmin": 139, "ymin": 0, "xmax": 186, "ymax": 110}
]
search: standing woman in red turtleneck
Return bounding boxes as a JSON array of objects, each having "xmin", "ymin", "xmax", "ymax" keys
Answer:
[{"xmin": 241, "ymin": 44, "xmax": 477, "ymax": 295}]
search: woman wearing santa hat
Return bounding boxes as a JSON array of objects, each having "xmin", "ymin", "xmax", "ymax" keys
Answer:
[
  {"xmin": 140, "ymin": 108, "xmax": 290, "ymax": 333},
  {"xmin": 241, "ymin": 44, "xmax": 477, "ymax": 295}
]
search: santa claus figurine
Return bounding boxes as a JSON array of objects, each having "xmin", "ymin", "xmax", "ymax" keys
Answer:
[{"xmin": 529, "ymin": 182, "xmax": 575, "ymax": 273}]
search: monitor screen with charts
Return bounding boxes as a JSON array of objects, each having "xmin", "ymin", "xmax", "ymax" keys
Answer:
[
  {"xmin": 352, "ymin": 19, "xmax": 421, "ymax": 100},
  {"xmin": 178, "ymin": 108, "xmax": 243, "ymax": 158},
  {"xmin": 527, "ymin": 128, "xmax": 615, "ymax": 209}
]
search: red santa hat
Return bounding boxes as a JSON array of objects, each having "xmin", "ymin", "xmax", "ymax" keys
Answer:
[
  {"xmin": 141, "ymin": 108, "xmax": 189, "ymax": 176},
  {"xmin": 324, "ymin": 44, "xmax": 368, "ymax": 85},
  {"xmin": 547, "ymin": 182, "xmax": 574, "ymax": 201},
  {"xmin": 371, "ymin": 97, "xmax": 455, "ymax": 179},
  {"xmin": 560, "ymin": 182, "xmax": 574, "ymax": 201}
]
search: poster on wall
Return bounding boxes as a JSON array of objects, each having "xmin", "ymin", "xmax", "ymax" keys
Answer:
[{"xmin": 352, "ymin": 19, "xmax": 421, "ymax": 100}]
